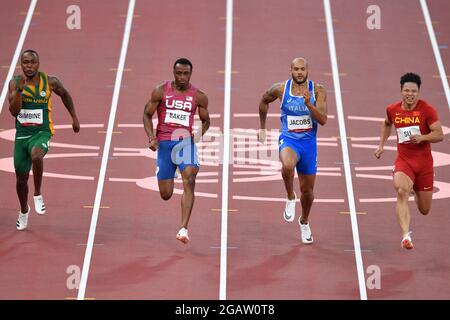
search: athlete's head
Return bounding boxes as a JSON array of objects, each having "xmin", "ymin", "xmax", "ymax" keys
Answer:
[
  {"xmin": 291, "ymin": 57, "xmax": 308, "ymax": 85},
  {"xmin": 173, "ymin": 58, "xmax": 193, "ymax": 90},
  {"xmin": 400, "ymin": 73, "xmax": 421, "ymax": 106},
  {"xmin": 21, "ymin": 49, "xmax": 40, "ymax": 78}
]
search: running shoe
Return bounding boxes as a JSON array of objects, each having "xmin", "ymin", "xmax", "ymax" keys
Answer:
[
  {"xmin": 16, "ymin": 206, "xmax": 30, "ymax": 231},
  {"xmin": 176, "ymin": 228, "xmax": 189, "ymax": 244},
  {"xmin": 299, "ymin": 218, "xmax": 314, "ymax": 244},
  {"xmin": 33, "ymin": 194, "xmax": 46, "ymax": 215},
  {"xmin": 283, "ymin": 193, "xmax": 296, "ymax": 222},
  {"xmin": 401, "ymin": 232, "xmax": 413, "ymax": 250}
]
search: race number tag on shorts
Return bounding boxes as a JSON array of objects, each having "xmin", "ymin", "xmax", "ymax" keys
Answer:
[
  {"xmin": 397, "ymin": 125, "xmax": 420, "ymax": 144},
  {"xmin": 165, "ymin": 109, "xmax": 190, "ymax": 126},
  {"xmin": 17, "ymin": 109, "xmax": 43, "ymax": 126},
  {"xmin": 287, "ymin": 115, "xmax": 312, "ymax": 131}
]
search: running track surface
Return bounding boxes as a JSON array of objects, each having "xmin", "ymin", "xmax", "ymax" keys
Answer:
[{"xmin": 0, "ymin": 0, "xmax": 449, "ymax": 300}]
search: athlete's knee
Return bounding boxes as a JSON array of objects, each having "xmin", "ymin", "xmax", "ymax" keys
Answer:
[
  {"xmin": 160, "ymin": 191, "xmax": 173, "ymax": 201},
  {"xmin": 16, "ymin": 173, "xmax": 28, "ymax": 185},
  {"xmin": 301, "ymin": 189, "xmax": 314, "ymax": 201},
  {"xmin": 395, "ymin": 186, "xmax": 411, "ymax": 199},
  {"xmin": 418, "ymin": 205, "xmax": 431, "ymax": 215},
  {"xmin": 183, "ymin": 174, "xmax": 196, "ymax": 188},
  {"xmin": 31, "ymin": 153, "xmax": 44, "ymax": 164},
  {"xmin": 281, "ymin": 163, "xmax": 296, "ymax": 175}
]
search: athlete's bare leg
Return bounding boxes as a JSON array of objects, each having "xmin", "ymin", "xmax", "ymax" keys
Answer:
[
  {"xmin": 298, "ymin": 173, "xmax": 316, "ymax": 224},
  {"xmin": 394, "ymin": 172, "xmax": 414, "ymax": 236},
  {"xmin": 180, "ymin": 166, "xmax": 199, "ymax": 229},
  {"xmin": 31, "ymin": 147, "xmax": 45, "ymax": 196},
  {"xmin": 414, "ymin": 191, "xmax": 433, "ymax": 215},
  {"xmin": 279, "ymin": 147, "xmax": 298, "ymax": 200},
  {"xmin": 158, "ymin": 179, "xmax": 174, "ymax": 200},
  {"xmin": 16, "ymin": 172, "xmax": 29, "ymax": 213}
]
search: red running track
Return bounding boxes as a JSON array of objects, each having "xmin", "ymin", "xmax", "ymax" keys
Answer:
[{"xmin": 0, "ymin": 0, "xmax": 449, "ymax": 300}]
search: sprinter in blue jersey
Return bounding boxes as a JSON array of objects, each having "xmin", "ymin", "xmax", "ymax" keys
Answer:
[{"xmin": 257, "ymin": 57, "xmax": 327, "ymax": 244}]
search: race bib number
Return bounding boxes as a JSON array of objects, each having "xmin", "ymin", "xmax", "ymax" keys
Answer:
[
  {"xmin": 287, "ymin": 115, "xmax": 312, "ymax": 131},
  {"xmin": 17, "ymin": 109, "xmax": 43, "ymax": 126},
  {"xmin": 397, "ymin": 125, "xmax": 420, "ymax": 144},
  {"xmin": 165, "ymin": 109, "xmax": 190, "ymax": 127}
]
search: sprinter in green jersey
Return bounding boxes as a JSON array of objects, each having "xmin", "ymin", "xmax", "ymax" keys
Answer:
[{"xmin": 8, "ymin": 50, "xmax": 80, "ymax": 230}]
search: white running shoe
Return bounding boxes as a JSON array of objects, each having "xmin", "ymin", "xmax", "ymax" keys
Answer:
[
  {"xmin": 176, "ymin": 228, "xmax": 189, "ymax": 244},
  {"xmin": 283, "ymin": 193, "xmax": 296, "ymax": 222},
  {"xmin": 299, "ymin": 218, "xmax": 314, "ymax": 244},
  {"xmin": 33, "ymin": 194, "xmax": 46, "ymax": 215},
  {"xmin": 401, "ymin": 232, "xmax": 413, "ymax": 250},
  {"xmin": 16, "ymin": 206, "xmax": 30, "ymax": 231}
]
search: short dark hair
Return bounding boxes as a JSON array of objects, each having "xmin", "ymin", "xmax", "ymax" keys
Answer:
[
  {"xmin": 400, "ymin": 72, "xmax": 421, "ymax": 89},
  {"xmin": 173, "ymin": 58, "xmax": 192, "ymax": 71},
  {"xmin": 22, "ymin": 49, "xmax": 39, "ymax": 61}
]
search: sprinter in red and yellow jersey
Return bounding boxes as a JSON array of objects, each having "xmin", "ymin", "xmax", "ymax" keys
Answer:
[{"xmin": 374, "ymin": 73, "xmax": 444, "ymax": 250}]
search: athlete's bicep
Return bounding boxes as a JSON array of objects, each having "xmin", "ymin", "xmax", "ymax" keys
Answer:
[
  {"xmin": 145, "ymin": 87, "xmax": 162, "ymax": 116},
  {"xmin": 429, "ymin": 120, "xmax": 443, "ymax": 135},
  {"xmin": 197, "ymin": 91, "xmax": 210, "ymax": 121},
  {"xmin": 384, "ymin": 115, "xmax": 392, "ymax": 126},
  {"xmin": 49, "ymin": 76, "xmax": 68, "ymax": 96},
  {"xmin": 8, "ymin": 80, "xmax": 16, "ymax": 104},
  {"xmin": 262, "ymin": 83, "xmax": 282, "ymax": 103},
  {"xmin": 315, "ymin": 85, "xmax": 327, "ymax": 114}
]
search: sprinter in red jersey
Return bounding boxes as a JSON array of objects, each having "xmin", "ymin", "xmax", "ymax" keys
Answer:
[
  {"xmin": 374, "ymin": 73, "xmax": 443, "ymax": 250},
  {"xmin": 143, "ymin": 58, "xmax": 210, "ymax": 244}
]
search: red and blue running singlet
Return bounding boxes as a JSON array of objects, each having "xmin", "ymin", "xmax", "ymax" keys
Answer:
[{"xmin": 156, "ymin": 81, "xmax": 198, "ymax": 141}]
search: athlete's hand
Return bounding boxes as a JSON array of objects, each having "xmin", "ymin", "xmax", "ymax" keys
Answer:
[
  {"xmin": 410, "ymin": 134, "xmax": 425, "ymax": 144},
  {"xmin": 16, "ymin": 74, "xmax": 26, "ymax": 92},
  {"xmin": 72, "ymin": 117, "xmax": 80, "ymax": 133},
  {"xmin": 257, "ymin": 128, "xmax": 266, "ymax": 143},
  {"xmin": 303, "ymin": 89, "xmax": 312, "ymax": 107},
  {"xmin": 374, "ymin": 147, "xmax": 383, "ymax": 159},
  {"xmin": 149, "ymin": 138, "xmax": 158, "ymax": 151},
  {"xmin": 194, "ymin": 132, "xmax": 202, "ymax": 144}
]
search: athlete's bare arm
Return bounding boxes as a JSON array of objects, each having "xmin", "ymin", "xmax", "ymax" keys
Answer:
[
  {"xmin": 304, "ymin": 83, "xmax": 327, "ymax": 125},
  {"xmin": 8, "ymin": 76, "xmax": 26, "ymax": 117},
  {"xmin": 195, "ymin": 89, "xmax": 210, "ymax": 143},
  {"xmin": 410, "ymin": 120, "xmax": 444, "ymax": 144},
  {"xmin": 143, "ymin": 84, "xmax": 164, "ymax": 151},
  {"xmin": 49, "ymin": 76, "xmax": 80, "ymax": 133},
  {"xmin": 258, "ymin": 82, "xmax": 284, "ymax": 143},
  {"xmin": 374, "ymin": 116, "xmax": 392, "ymax": 159}
]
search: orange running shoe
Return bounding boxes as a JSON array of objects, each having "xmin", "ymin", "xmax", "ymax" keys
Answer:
[{"xmin": 401, "ymin": 232, "xmax": 413, "ymax": 250}]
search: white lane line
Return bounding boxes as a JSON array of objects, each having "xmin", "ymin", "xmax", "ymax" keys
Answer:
[
  {"xmin": 0, "ymin": 0, "xmax": 37, "ymax": 114},
  {"xmin": 219, "ymin": 0, "xmax": 234, "ymax": 301},
  {"xmin": 420, "ymin": 0, "xmax": 450, "ymax": 111},
  {"xmin": 323, "ymin": 0, "xmax": 367, "ymax": 300},
  {"xmin": 77, "ymin": 0, "xmax": 136, "ymax": 300}
]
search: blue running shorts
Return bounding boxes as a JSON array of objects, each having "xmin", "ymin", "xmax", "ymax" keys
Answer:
[
  {"xmin": 156, "ymin": 138, "xmax": 199, "ymax": 180},
  {"xmin": 278, "ymin": 133, "xmax": 317, "ymax": 175}
]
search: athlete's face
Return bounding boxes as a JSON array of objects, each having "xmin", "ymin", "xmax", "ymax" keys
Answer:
[
  {"xmin": 173, "ymin": 64, "xmax": 192, "ymax": 90},
  {"xmin": 401, "ymin": 82, "xmax": 420, "ymax": 106},
  {"xmin": 21, "ymin": 53, "xmax": 39, "ymax": 78},
  {"xmin": 291, "ymin": 60, "xmax": 308, "ymax": 85}
]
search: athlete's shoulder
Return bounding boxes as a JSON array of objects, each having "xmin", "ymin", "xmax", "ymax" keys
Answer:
[
  {"xmin": 387, "ymin": 101, "xmax": 401, "ymax": 111},
  {"xmin": 150, "ymin": 82, "xmax": 167, "ymax": 100},
  {"xmin": 419, "ymin": 99, "xmax": 436, "ymax": 110},
  {"xmin": 270, "ymin": 81, "xmax": 285, "ymax": 95},
  {"xmin": 195, "ymin": 87, "xmax": 207, "ymax": 97},
  {"xmin": 313, "ymin": 81, "xmax": 326, "ymax": 93},
  {"xmin": 153, "ymin": 81, "xmax": 168, "ymax": 92}
]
